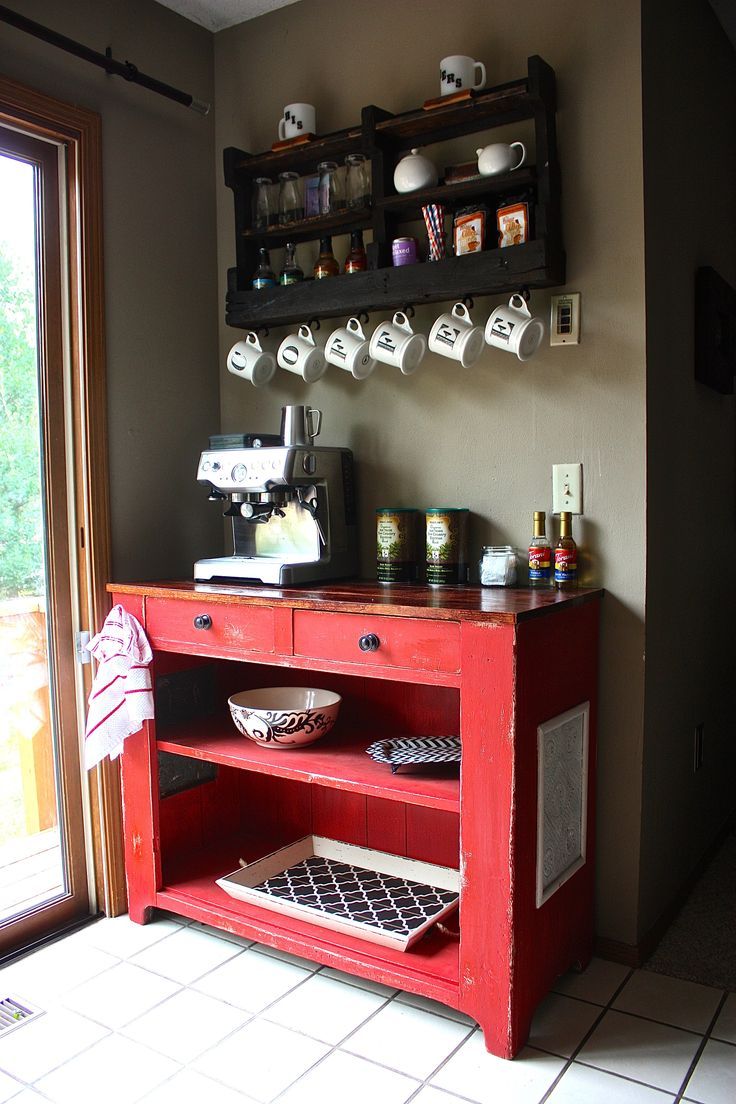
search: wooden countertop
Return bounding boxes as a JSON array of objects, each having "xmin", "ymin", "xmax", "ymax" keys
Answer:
[{"xmin": 107, "ymin": 579, "xmax": 603, "ymax": 625}]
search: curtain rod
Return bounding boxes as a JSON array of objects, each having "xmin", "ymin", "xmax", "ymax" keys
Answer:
[{"xmin": 0, "ymin": 4, "xmax": 210, "ymax": 115}]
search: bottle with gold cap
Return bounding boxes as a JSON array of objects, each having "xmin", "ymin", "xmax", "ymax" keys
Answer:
[
  {"xmin": 528, "ymin": 510, "xmax": 552, "ymax": 587},
  {"xmin": 554, "ymin": 511, "xmax": 578, "ymax": 589}
]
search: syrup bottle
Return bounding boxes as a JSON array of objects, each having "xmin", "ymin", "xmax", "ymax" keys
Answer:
[
  {"xmin": 528, "ymin": 510, "xmax": 552, "ymax": 587},
  {"xmin": 554, "ymin": 511, "xmax": 578, "ymax": 589},
  {"xmin": 313, "ymin": 236, "xmax": 339, "ymax": 279},
  {"xmin": 252, "ymin": 247, "xmax": 276, "ymax": 289},
  {"xmin": 279, "ymin": 242, "xmax": 303, "ymax": 285},
  {"xmin": 344, "ymin": 229, "xmax": 368, "ymax": 273}
]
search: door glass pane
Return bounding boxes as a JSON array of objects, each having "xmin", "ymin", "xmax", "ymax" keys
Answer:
[{"xmin": 0, "ymin": 151, "xmax": 65, "ymax": 922}]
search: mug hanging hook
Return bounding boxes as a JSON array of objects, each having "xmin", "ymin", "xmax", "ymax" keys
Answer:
[
  {"xmin": 358, "ymin": 311, "xmax": 370, "ymax": 325},
  {"xmin": 307, "ymin": 317, "xmax": 321, "ymax": 331},
  {"xmin": 402, "ymin": 304, "xmax": 416, "ymax": 319},
  {"xmin": 518, "ymin": 287, "xmax": 531, "ymax": 304},
  {"xmin": 257, "ymin": 326, "xmax": 270, "ymax": 338},
  {"xmin": 462, "ymin": 296, "xmax": 474, "ymax": 311}
]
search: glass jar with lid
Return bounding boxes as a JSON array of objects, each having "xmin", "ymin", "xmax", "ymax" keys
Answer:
[{"xmin": 479, "ymin": 545, "xmax": 518, "ymax": 587}]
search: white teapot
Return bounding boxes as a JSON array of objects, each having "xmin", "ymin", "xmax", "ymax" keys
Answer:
[
  {"xmin": 393, "ymin": 148, "xmax": 438, "ymax": 193},
  {"xmin": 476, "ymin": 141, "xmax": 526, "ymax": 177}
]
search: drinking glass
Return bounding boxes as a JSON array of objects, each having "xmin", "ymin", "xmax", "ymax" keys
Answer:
[
  {"xmin": 318, "ymin": 161, "xmax": 344, "ymax": 215},
  {"xmin": 345, "ymin": 153, "xmax": 370, "ymax": 209},
  {"xmin": 252, "ymin": 177, "xmax": 273, "ymax": 231},
  {"xmin": 278, "ymin": 171, "xmax": 303, "ymax": 224}
]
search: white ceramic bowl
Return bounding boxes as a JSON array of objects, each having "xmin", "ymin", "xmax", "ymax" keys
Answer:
[{"xmin": 228, "ymin": 687, "xmax": 342, "ymax": 749}]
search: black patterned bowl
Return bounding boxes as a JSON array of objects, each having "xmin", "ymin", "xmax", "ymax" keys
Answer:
[{"xmin": 227, "ymin": 687, "xmax": 341, "ymax": 749}]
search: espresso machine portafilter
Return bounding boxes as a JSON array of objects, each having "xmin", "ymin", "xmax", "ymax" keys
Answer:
[{"xmin": 193, "ymin": 406, "xmax": 357, "ymax": 586}]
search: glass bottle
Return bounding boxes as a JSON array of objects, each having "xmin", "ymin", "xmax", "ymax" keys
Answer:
[
  {"xmin": 279, "ymin": 242, "xmax": 303, "ymax": 286},
  {"xmin": 345, "ymin": 152, "xmax": 370, "ymax": 209},
  {"xmin": 344, "ymin": 229, "xmax": 367, "ymax": 273},
  {"xmin": 251, "ymin": 177, "xmax": 272, "ymax": 231},
  {"xmin": 252, "ymin": 246, "xmax": 276, "ymax": 289},
  {"xmin": 528, "ymin": 510, "xmax": 552, "ymax": 587},
  {"xmin": 318, "ymin": 160, "xmax": 344, "ymax": 215},
  {"xmin": 554, "ymin": 511, "xmax": 578, "ymax": 590},
  {"xmin": 278, "ymin": 171, "xmax": 303, "ymax": 224},
  {"xmin": 313, "ymin": 236, "xmax": 339, "ymax": 279}
]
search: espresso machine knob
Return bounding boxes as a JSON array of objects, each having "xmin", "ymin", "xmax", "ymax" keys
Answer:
[
  {"xmin": 358, "ymin": 633, "xmax": 380, "ymax": 652},
  {"xmin": 193, "ymin": 614, "xmax": 212, "ymax": 630}
]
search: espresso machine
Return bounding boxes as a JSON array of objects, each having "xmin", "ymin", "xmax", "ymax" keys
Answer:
[{"xmin": 194, "ymin": 406, "xmax": 358, "ymax": 585}]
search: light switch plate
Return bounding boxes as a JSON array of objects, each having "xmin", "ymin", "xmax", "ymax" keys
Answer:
[
  {"xmin": 550, "ymin": 293, "xmax": 581, "ymax": 345},
  {"xmin": 552, "ymin": 463, "xmax": 583, "ymax": 514}
]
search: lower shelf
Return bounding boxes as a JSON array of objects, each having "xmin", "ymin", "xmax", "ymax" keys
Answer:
[{"xmin": 157, "ymin": 841, "xmax": 461, "ymax": 1005}]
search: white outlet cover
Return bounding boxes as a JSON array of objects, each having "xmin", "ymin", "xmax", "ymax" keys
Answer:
[{"xmin": 552, "ymin": 463, "xmax": 583, "ymax": 514}]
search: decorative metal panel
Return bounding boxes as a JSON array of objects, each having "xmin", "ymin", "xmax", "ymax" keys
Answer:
[{"xmin": 536, "ymin": 702, "xmax": 589, "ymax": 907}]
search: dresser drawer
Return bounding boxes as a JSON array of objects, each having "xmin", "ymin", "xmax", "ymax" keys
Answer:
[
  {"xmin": 293, "ymin": 611, "xmax": 460, "ymax": 675},
  {"xmin": 145, "ymin": 598, "xmax": 282, "ymax": 657}
]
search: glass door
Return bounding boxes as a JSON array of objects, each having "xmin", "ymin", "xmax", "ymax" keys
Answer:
[{"xmin": 0, "ymin": 127, "xmax": 90, "ymax": 954}]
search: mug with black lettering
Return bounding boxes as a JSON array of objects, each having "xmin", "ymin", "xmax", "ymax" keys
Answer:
[
  {"xmin": 484, "ymin": 294, "xmax": 545, "ymax": 362},
  {"xmin": 439, "ymin": 55, "xmax": 486, "ymax": 96},
  {"xmin": 428, "ymin": 302, "xmax": 485, "ymax": 368},
  {"xmin": 325, "ymin": 317, "xmax": 376, "ymax": 380},
  {"xmin": 277, "ymin": 324, "xmax": 327, "ymax": 382},
  {"xmin": 368, "ymin": 311, "xmax": 427, "ymax": 375},
  {"xmin": 278, "ymin": 103, "xmax": 316, "ymax": 141}
]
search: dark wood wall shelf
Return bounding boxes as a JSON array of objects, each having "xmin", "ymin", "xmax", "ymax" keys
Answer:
[{"xmin": 224, "ymin": 55, "xmax": 563, "ymax": 331}]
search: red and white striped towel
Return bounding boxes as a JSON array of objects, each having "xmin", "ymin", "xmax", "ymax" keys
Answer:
[{"xmin": 84, "ymin": 604, "xmax": 154, "ymax": 769}]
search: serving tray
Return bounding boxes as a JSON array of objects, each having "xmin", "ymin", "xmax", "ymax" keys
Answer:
[
  {"xmin": 216, "ymin": 836, "xmax": 460, "ymax": 951},
  {"xmin": 366, "ymin": 736, "xmax": 462, "ymax": 774}
]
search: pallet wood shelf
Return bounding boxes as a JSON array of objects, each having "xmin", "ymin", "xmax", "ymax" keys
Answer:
[
  {"xmin": 224, "ymin": 55, "xmax": 563, "ymax": 330},
  {"xmin": 114, "ymin": 580, "xmax": 601, "ymax": 1058}
]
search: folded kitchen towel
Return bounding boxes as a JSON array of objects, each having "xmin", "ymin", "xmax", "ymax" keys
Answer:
[{"xmin": 84, "ymin": 604, "xmax": 154, "ymax": 769}]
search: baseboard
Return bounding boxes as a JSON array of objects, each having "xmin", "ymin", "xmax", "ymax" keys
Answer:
[{"xmin": 594, "ymin": 809, "xmax": 736, "ymax": 968}]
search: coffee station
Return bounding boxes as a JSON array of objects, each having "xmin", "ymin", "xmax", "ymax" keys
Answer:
[{"xmin": 110, "ymin": 50, "xmax": 602, "ymax": 1063}]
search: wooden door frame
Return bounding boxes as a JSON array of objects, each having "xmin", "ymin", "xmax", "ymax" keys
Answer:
[{"xmin": 0, "ymin": 75, "xmax": 126, "ymax": 919}]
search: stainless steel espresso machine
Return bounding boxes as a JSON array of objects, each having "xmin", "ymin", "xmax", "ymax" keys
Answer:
[{"xmin": 194, "ymin": 406, "xmax": 357, "ymax": 585}]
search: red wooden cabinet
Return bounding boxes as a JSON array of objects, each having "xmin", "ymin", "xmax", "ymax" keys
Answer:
[{"xmin": 112, "ymin": 580, "xmax": 602, "ymax": 1059}]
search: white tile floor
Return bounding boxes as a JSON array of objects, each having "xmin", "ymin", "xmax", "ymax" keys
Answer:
[{"xmin": 0, "ymin": 913, "xmax": 734, "ymax": 1103}]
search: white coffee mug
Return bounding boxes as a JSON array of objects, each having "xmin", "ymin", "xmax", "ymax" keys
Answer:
[
  {"xmin": 325, "ymin": 317, "xmax": 376, "ymax": 380},
  {"xmin": 277, "ymin": 325, "xmax": 327, "ymax": 382},
  {"xmin": 485, "ymin": 294, "xmax": 546, "ymax": 362},
  {"xmin": 278, "ymin": 103, "xmax": 316, "ymax": 141},
  {"xmin": 428, "ymin": 302, "xmax": 485, "ymax": 369},
  {"xmin": 226, "ymin": 334, "xmax": 277, "ymax": 387},
  {"xmin": 440, "ymin": 55, "xmax": 486, "ymax": 96},
  {"xmin": 369, "ymin": 312, "xmax": 427, "ymax": 376},
  {"xmin": 477, "ymin": 141, "xmax": 527, "ymax": 177}
]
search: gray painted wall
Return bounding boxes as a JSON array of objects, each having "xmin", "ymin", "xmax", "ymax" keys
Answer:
[{"xmin": 0, "ymin": 0, "xmax": 222, "ymax": 581}]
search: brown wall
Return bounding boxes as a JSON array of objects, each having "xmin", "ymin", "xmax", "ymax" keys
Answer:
[
  {"xmin": 640, "ymin": 0, "xmax": 736, "ymax": 938},
  {"xmin": 215, "ymin": 0, "xmax": 648, "ymax": 941},
  {"xmin": 0, "ymin": 0, "xmax": 221, "ymax": 580}
]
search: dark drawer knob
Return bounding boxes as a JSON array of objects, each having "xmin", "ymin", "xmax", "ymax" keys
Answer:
[
  {"xmin": 193, "ymin": 614, "xmax": 212, "ymax": 630},
  {"xmin": 358, "ymin": 633, "xmax": 380, "ymax": 653}
]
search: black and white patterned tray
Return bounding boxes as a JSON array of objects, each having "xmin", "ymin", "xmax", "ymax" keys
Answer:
[
  {"xmin": 366, "ymin": 736, "xmax": 462, "ymax": 774},
  {"xmin": 216, "ymin": 836, "xmax": 460, "ymax": 951}
]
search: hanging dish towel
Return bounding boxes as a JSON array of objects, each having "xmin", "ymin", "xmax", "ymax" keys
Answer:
[{"xmin": 84, "ymin": 604, "xmax": 154, "ymax": 769}]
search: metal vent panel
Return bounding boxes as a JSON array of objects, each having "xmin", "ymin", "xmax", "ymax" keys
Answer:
[{"xmin": 0, "ymin": 995, "xmax": 45, "ymax": 1036}]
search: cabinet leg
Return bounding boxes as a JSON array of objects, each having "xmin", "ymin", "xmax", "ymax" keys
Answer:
[{"xmin": 127, "ymin": 903, "xmax": 154, "ymax": 925}]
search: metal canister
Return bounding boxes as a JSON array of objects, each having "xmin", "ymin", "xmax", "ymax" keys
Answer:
[
  {"xmin": 392, "ymin": 236, "xmax": 418, "ymax": 266},
  {"xmin": 425, "ymin": 508, "xmax": 469, "ymax": 586},
  {"xmin": 376, "ymin": 508, "xmax": 419, "ymax": 583}
]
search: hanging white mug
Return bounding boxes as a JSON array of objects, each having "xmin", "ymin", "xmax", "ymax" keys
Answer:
[
  {"xmin": 369, "ymin": 312, "xmax": 427, "ymax": 375},
  {"xmin": 277, "ymin": 325, "xmax": 327, "ymax": 382},
  {"xmin": 485, "ymin": 295, "xmax": 545, "ymax": 362},
  {"xmin": 325, "ymin": 317, "xmax": 376, "ymax": 380},
  {"xmin": 226, "ymin": 334, "xmax": 276, "ymax": 387},
  {"xmin": 428, "ymin": 302, "xmax": 485, "ymax": 368},
  {"xmin": 439, "ymin": 55, "xmax": 486, "ymax": 96}
]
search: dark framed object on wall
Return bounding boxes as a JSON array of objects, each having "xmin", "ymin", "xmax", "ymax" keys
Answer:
[{"xmin": 695, "ymin": 267, "xmax": 736, "ymax": 394}]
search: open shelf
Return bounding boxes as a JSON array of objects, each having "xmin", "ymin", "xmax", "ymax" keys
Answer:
[
  {"xmin": 376, "ymin": 167, "xmax": 537, "ymax": 216},
  {"xmin": 226, "ymin": 238, "xmax": 563, "ymax": 329},
  {"xmin": 227, "ymin": 126, "xmax": 363, "ymax": 179},
  {"xmin": 241, "ymin": 207, "xmax": 372, "ymax": 246},
  {"xmin": 375, "ymin": 78, "xmax": 540, "ymax": 145},
  {"xmin": 157, "ymin": 718, "xmax": 460, "ymax": 813},
  {"xmin": 157, "ymin": 839, "xmax": 461, "ymax": 1004}
]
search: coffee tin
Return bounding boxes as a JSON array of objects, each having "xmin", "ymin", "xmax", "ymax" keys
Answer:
[
  {"xmin": 425, "ymin": 508, "xmax": 469, "ymax": 586},
  {"xmin": 392, "ymin": 237, "xmax": 418, "ymax": 266},
  {"xmin": 376, "ymin": 508, "xmax": 419, "ymax": 583}
]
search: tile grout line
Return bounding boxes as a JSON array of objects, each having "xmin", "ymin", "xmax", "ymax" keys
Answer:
[{"xmin": 672, "ymin": 988, "xmax": 729, "ymax": 1104}]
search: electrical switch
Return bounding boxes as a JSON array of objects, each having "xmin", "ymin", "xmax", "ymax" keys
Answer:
[{"xmin": 550, "ymin": 293, "xmax": 581, "ymax": 345}]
